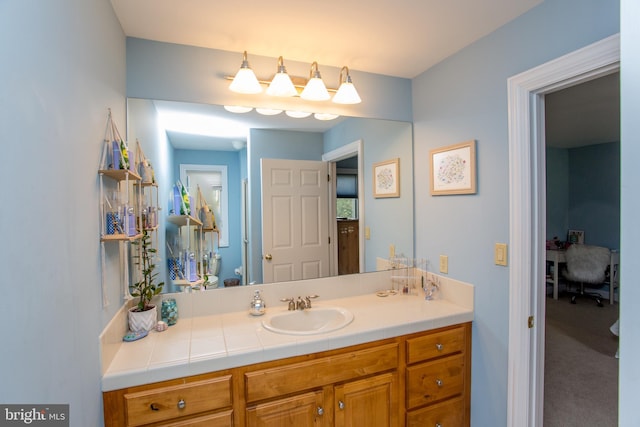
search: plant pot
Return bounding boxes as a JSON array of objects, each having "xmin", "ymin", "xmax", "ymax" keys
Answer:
[{"xmin": 128, "ymin": 305, "xmax": 157, "ymax": 332}]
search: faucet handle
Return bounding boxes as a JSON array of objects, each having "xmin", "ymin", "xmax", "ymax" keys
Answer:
[
  {"xmin": 305, "ymin": 295, "xmax": 319, "ymax": 308},
  {"xmin": 280, "ymin": 297, "xmax": 296, "ymax": 311}
]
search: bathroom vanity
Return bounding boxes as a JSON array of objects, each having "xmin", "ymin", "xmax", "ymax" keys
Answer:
[{"xmin": 101, "ymin": 271, "xmax": 473, "ymax": 426}]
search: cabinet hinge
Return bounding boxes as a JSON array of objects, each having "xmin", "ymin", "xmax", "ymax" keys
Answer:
[{"xmin": 528, "ymin": 316, "xmax": 534, "ymax": 329}]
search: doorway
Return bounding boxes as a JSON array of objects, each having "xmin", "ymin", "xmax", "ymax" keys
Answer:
[
  {"xmin": 542, "ymin": 73, "xmax": 620, "ymax": 425},
  {"xmin": 506, "ymin": 34, "xmax": 620, "ymax": 426},
  {"xmin": 323, "ymin": 140, "xmax": 365, "ymax": 276}
]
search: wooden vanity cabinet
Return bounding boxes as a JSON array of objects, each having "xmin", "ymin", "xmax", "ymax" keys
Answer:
[
  {"xmin": 103, "ymin": 323, "xmax": 471, "ymax": 427},
  {"xmin": 405, "ymin": 323, "xmax": 471, "ymax": 426}
]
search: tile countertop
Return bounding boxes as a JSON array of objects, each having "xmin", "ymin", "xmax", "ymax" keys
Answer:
[{"xmin": 101, "ymin": 271, "xmax": 474, "ymax": 392}]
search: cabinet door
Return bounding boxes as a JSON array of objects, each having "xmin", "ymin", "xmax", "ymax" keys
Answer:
[
  {"xmin": 334, "ymin": 372, "xmax": 397, "ymax": 427},
  {"xmin": 246, "ymin": 390, "xmax": 325, "ymax": 427}
]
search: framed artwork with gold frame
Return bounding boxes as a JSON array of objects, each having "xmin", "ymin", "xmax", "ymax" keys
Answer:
[
  {"xmin": 373, "ymin": 158, "xmax": 400, "ymax": 198},
  {"xmin": 430, "ymin": 140, "xmax": 476, "ymax": 195}
]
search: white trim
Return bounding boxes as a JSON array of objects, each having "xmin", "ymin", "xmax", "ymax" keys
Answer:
[
  {"xmin": 507, "ymin": 34, "xmax": 620, "ymax": 427},
  {"xmin": 323, "ymin": 140, "xmax": 365, "ymax": 273},
  {"xmin": 180, "ymin": 163, "xmax": 230, "ymax": 247}
]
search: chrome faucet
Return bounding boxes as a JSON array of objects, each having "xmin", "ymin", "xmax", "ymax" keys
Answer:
[{"xmin": 296, "ymin": 297, "xmax": 306, "ymax": 310}]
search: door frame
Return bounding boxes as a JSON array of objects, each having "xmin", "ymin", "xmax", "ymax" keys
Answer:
[
  {"xmin": 506, "ymin": 34, "xmax": 620, "ymax": 426},
  {"xmin": 323, "ymin": 140, "xmax": 365, "ymax": 276}
]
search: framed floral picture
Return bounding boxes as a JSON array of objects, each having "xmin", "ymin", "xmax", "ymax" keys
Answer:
[
  {"xmin": 430, "ymin": 140, "xmax": 477, "ymax": 195},
  {"xmin": 373, "ymin": 158, "xmax": 400, "ymax": 198}
]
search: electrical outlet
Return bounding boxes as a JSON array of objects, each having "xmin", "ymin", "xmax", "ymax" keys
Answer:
[
  {"xmin": 365, "ymin": 226, "xmax": 371, "ymax": 240},
  {"xmin": 495, "ymin": 243, "xmax": 508, "ymax": 266},
  {"xmin": 389, "ymin": 244, "xmax": 395, "ymax": 258},
  {"xmin": 439, "ymin": 255, "xmax": 448, "ymax": 274}
]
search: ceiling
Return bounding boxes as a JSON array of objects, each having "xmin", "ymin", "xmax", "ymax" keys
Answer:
[
  {"xmin": 110, "ymin": 0, "xmax": 542, "ymax": 79},
  {"xmin": 114, "ymin": 1, "xmax": 619, "ymax": 151},
  {"xmin": 545, "ymin": 72, "xmax": 620, "ymax": 148}
]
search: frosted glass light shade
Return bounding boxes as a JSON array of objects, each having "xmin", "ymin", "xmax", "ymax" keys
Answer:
[
  {"xmin": 229, "ymin": 68, "xmax": 262, "ymax": 94},
  {"xmin": 285, "ymin": 110, "xmax": 312, "ymax": 118},
  {"xmin": 224, "ymin": 105, "xmax": 253, "ymax": 113},
  {"xmin": 256, "ymin": 108, "xmax": 282, "ymax": 116},
  {"xmin": 301, "ymin": 77, "xmax": 330, "ymax": 101},
  {"xmin": 314, "ymin": 113, "xmax": 339, "ymax": 121},
  {"xmin": 333, "ymin": 82, "xmax": 361, "ymax": 104},
  {"xmin": 267, "ymin": 73, "xmax": 297, "ymax": 97}
]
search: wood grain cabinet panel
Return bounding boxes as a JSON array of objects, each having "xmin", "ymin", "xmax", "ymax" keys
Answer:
[
  {"xmin": 406, "ymin": 396, "xmax": 465, "ymax": 427},
  {"xmin": 124, "ymin": 376, "xmax": 232, "ymax": 427},
  {"xmin": 246, "ymin": 391, "xmax": 325, "ymax": 427},
  {"xmin": 245, "ymin": 343, "xmax": 398, "ymax": 403},
  {"xmin": 406, "ymin": 354, "xmax": 465, "ymax": 408}
]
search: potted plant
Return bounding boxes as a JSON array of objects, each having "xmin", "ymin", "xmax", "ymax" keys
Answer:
[{"xmin": 128, "ymin": 230, "xmax": 164, "ymax": 332}]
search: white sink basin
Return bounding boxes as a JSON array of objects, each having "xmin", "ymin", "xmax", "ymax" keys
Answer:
[{"xmin": 262, "ymin": 306, "xmax": 354, "ymax": 335}]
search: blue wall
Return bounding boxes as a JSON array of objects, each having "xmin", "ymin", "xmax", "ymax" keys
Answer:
[
  {"xmin": 546, "ymin": 147, "xmax": 570, "ymax": 241},
  {"xmin": 411, "ymin": 0, "xmax": 619, "ymax": 424},
  {"xmin": 325, "ymin": 118, "xmax": 414, "ymax": 270},
  {"xmin": 547, "ymin": 142, "xmax": 620, "ymax": 249},
  {"xmin": 0, "ymin": 0, "xmax": 126, "ymax": 425}
]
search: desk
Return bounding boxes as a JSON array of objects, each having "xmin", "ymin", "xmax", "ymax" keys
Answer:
[
  {"xmin": 546, "ymin": 249, "xmax": 566, "ymax": 300},
  {"xmin": 546, "ymin": 249, "xmax": 620, "ymax": 304}
]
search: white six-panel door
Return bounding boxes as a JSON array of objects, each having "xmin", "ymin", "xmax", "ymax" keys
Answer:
[{"xmin": 261, "ymin": 158, "xmax": 330, "ymax": 283}]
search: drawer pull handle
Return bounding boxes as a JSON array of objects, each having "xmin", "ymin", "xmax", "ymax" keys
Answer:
[
  {"xmin": 436, "ymin": 343, "xmax": 443, "ymax": 351},
  {"xmin": 150, "ymin": 403, "xmax": 159, "ymax": 411},
  {"xmin": 177, "ymin": 399, "xmax": 186, "ymax": 410},
  {"xmin": 436, "ymin": 379, "xmax": 443, "ymax": 387},
  {"xmin": 317, "ymin": 406, "xmax": 324, "ymax": 416},
  {"xmin": 338, "ymin": 400, "xmax": 345, "ymax": 410}
]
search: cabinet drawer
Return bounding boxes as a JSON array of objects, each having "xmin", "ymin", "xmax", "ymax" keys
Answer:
[
  {"xmin": 245, "ymin": 343, "xmax": 398, "ymax": 402},
  {"xmin": 406, "ymin": 396, "xmax": 465, "ymax": 427},
  {"xmin": 406, "ymin": 354, "xmax": 465, "ymax": 409},
  {"xmin": 157, "ymin": 410, "xmax": 233, "ymax": 427},
  {"xmin": 124, "ymin": 376, "xmax": 232, "ymax": 426},
  {"xmin": 406, "ymin": 326, "xmax": 466, "ymax": 364}
]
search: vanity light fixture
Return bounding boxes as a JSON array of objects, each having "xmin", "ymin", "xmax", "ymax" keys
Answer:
[
  {"xmin": 229, "ymin": 51, "xmax": 262, "ymax": 94},
  {"xmin": 266, "ymin": 56, "xmax": 298, "ymax": 97},
  {"xmin": 300, "ymin": 62, "xmax": 330, "ymax": 101},
  {"xmin": 314, "ymin": 112, "xmax": 340, "ymax": 121},
  {"xmin": 332, "ymin": 66, "xmax": 362, "ymax": 104},
  {"xmin": 223, "ymin": 105, "xmax": 253, "ymax": 113},
  {"xmin": 285, "ymin": 110, "xmax": 312, "ymax": 118},
  {"xmin": 222, "ymin": 105, "xmax": 339, "ymax": 121},
  {"xmin": 255, "ymin": 108, "xmax": 283, "ymax": 116}
]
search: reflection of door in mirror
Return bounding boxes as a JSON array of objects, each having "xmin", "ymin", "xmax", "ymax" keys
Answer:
[
  {"xmin": 335, "ymin": 156, "xmax": 360, "ymax": 275},
  {"xmin": 261, "ymin": 158, "xmax": 330, "ymax": 283},
  {"xmin": 178, "ymin": 164, "xmax": 239, "ymax": 288}
]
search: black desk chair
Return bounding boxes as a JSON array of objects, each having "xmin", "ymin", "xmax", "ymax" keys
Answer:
[{"xmin": 562, "ymin": 244, "xmax": 611, "ymax": 307}]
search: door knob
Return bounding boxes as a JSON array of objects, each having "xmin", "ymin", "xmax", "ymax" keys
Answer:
[{"xmin": 264, "ymin": 254, "xmax": 273, "ymax": 260}]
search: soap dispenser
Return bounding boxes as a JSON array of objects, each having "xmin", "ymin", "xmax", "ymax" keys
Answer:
[{"xmin": 249, "ymin": 290, "xmax": 266, "ymax": 316}]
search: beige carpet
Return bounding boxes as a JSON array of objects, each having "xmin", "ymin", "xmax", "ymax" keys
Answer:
[{"xmin": 544, "ymin": 293, "xmax": 619, "ymax": 426}]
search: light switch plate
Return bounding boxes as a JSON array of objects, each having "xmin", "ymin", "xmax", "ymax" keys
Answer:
[
  {"xmin": 365, "ymin": 226, "xmax": 371, "ymax": 240},
  {"xmin": 389, "ymin": 244, "xmax": 395, "ymax": 258},
  {"xmin": 495, "ymin": 243, "xmax": 508, "ymax": 266},
  {"xmin": 439, "ymin": 255, "xmax": 448, "ymax": 274}
]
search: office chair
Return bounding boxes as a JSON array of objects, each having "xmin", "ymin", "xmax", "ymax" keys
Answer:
[{"xmin": 562, "ymin": 244, "xmax": 611, "ymax": 307}]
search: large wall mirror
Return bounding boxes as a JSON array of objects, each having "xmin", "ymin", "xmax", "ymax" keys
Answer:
[{"xmin": 127, "ymin": 98, "xmax": 414, "ymax": 291}]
